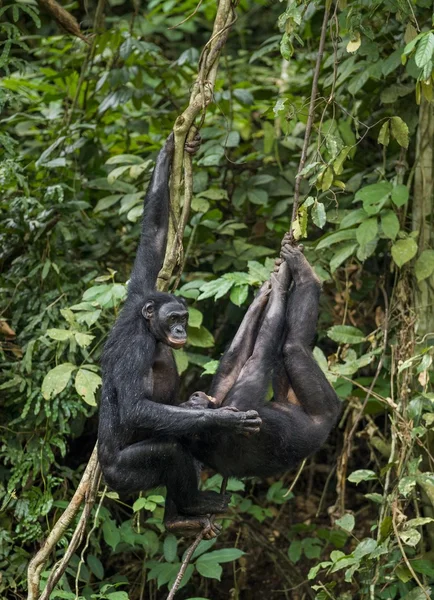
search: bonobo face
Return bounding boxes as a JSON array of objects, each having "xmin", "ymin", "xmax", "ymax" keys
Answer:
[{"xmin": 142, "ymin": 297, "xmax": 189, "ymax": 348}]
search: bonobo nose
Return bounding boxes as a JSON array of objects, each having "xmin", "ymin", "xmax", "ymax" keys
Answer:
[{"xmin": 175, "ymin": 327, "xmax": 184, "ymax": 335}]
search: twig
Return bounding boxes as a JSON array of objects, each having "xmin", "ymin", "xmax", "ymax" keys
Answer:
[
  {"xmin": 289, "ymin": 4, "xmax": 330, "ymax": 242},
  {"xmin": 166, "ymin": 477, "xmax": 228, "ymax": 600}
]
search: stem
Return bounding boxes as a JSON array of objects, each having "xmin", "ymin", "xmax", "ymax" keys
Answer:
[{"xmin": 289, "ymin": 4, "xmax": 330, "ymax": 241}]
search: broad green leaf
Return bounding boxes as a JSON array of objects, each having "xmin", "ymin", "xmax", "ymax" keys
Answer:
[
  {"xmin": 355, "ymin": 182, "xmax": 392, "ymax": 215},
  {"xmin": 406, "ymin": 517, "xmax": 434, "ymax": 529},
  {"xmin": 74, "ymin": 332, "xmax": 95, "ymax": 348},
  {"xmin": 195, "ymin": 557, "xmax": 223, "ymax": 580},
  {"xmin": 106, "ymin": 154, "xmax": 143, "ymax": 165},
  {"xmin": 198, "ymin": 279, "xmax": 232, "ymax": 301},
  {"xmin": 399, "ymin": 529, "xmax": 421, "ymax": 547},
  {"xmin": 415, "ymin": 249, "xmax": 434, "ymax": 282},
  {"xmin": 356, "ymin": 218, "xmax": 378, "ymax": 246},
  {"xmin": 316, "ymin": 229, "xmax": 357, "ymax": 250},
  {"xmin": 330, "ymin": 243, "xmax": 358, "ymax": 273},
  {"xmin": 87, "ymin": 555, "xmax": 104, "ymax": 580},
  {"xmin": 378, "ymin": 121, "xmax": 390, "ymax": 146},
  {"xmin": 75, "ymin": 369, "xmax": 101, "ymax": 406},
  {"xmin": 174, "ymin": 349, "xmax": 188, "ymax": 375},
  {"xmin": 205, "ymin": 548, "xmax": 245, "ymax": 563},
  {"xmin": 107, "ymin": 165, "xmax": 130, "ymax": 184},
  {"xmin": 46, "ymin": 328, "xmax": 72, "ymax": 341},
  {"xmin": 191, "ymin": 197, "xmax": 210, "ymax": 212},
  {"xmin": 336, "ymin": 514, "xmax": 355, "ymax": 532},
  {"xmin": 353, "ymin": 538, "xmax": 377, "ymax": 559},
  {"xmin": 94, "ymin": 194, "xmax": 123, "ymax": 213},
  {"xmin": 247, "ymin": 188, "xmax": 268, "ymax": 205},
  {"xmin": 380, "ymin": 210, "xmax": 399, "ymax": 240},
  {"xmin": 225, "ymin": 131, "xmax": 240, "ymax": 147},
  {"xmin": 187, "ymin": 326, "xmax": 214, "ymax": 348},
  {"xmin": 230, "ymin": 284, "xmax": 249, "ymax": 306},
  {"xmin": 390, "ymin": 116, "xmax": 409, "ymax": 148},
  {"xmin": 415, "ymin": 32, "xmax": 434, "ymax": 68},
  {"xmin": 391, "ymin": 185, "xmax": 409, "ymax": 207},
  {"xmin": 42, "ymin": 363, "xmax": 76, "ymax": 400},
  {"xmin": 202, "ymin": 360, "xmax": 219, "ymax": 375},
  {"xmin": 348, "ymin": 469, "xmax": 377, "ymax": 484},
  {"xmin": 163, "ymin": 534, "xmax": 178, "ymax": 563},
  {"xmin": 102, "ymin": 518, "xmax": 121, "ymax": 551},
  {"xmin": 188, "ymin": 307, "xmax": 203, "ymax": 328},
  {"xmin": 288, "ymin": 540, "xmax": 302, "ymax": 563},
  {"xmin": 340, "ymin": 209, "xmax": 369, "ymax": 229},
  {"xmin": 391, "ymin": 238, "xmax": 418, "ymax": 267},
  {"xmin": 328, "ymin": 325, "xmax": 365, "ymax": 344},
  {"xmin": 311, "ymin": 202, "xmax": 326, "ymax": 228}
]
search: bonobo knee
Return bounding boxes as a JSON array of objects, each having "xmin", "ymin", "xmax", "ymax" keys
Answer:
[{"xmin": 283, "ymin": 340, "xmax": 306, "ymax": 356}]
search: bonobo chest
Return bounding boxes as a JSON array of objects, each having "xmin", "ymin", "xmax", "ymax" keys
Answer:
[{"xmin": 152, "ymin": 343, "xmax": 179, "ymax": 405}]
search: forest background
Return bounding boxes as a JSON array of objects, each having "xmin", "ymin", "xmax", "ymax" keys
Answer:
[{"xmin": 1, "ymin": 0, "xmax": 434, "ymax": 599}]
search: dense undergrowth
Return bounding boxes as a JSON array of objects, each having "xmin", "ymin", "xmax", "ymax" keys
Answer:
[{"xmin": 1, "ymin": 1, "xmax": 434, "ymax": 599}]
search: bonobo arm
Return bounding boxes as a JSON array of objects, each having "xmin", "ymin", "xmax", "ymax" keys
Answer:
[
  {"xmin": 128, "ymin": 134, "xmax": 174, "ymax": 296},
  {"xmin": 117, "ymin": 374, "xmax": 261, "ymax": 437}
]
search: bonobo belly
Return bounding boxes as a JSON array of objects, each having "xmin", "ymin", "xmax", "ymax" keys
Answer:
[{"xmin": 189, "ymin": 433, "xmax": 300, "ymax": 479}]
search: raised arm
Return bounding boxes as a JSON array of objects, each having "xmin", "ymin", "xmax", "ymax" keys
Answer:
[{"xmin": 128, "ymin": 134, "xmax": 175, "ymax": 296}]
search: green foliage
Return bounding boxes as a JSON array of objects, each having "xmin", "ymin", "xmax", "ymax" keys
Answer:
[{"xmin": 1, "ymin": 1, "xmax": 434, "ymax": 599}]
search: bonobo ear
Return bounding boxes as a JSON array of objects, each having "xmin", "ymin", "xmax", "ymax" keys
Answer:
[{"xmin": 141, "ymin": 301, "xmax": 154, "ymax": 320}]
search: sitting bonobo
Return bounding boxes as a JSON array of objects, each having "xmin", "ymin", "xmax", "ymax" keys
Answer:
[
  {"xmin": 184, "ymin": 242, "xmax": 341, "ymax": 481},
  {"xmin": 98, "ymin": 134, "xmax": 262, "ymax": 539}
]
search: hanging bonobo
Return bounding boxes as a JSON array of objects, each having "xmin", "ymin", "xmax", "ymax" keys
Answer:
[
  {"xmin": 98, "ymin": 134, "xmax": 262, "ymax": 538},
  {"xmin": 184, "ymin": 239, "xmax": 341, "ymax": 481}
]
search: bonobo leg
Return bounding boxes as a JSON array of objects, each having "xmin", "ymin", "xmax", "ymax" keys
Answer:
[
  {"xmin": 276, "ymin": 244, "xmax": 341, "ymax": 427},
  {"xmin": 221, "ymin": 264, "xmax": 290, "ymax": 412},
  {"xmin": 209, "ymin": 281, "xmax": 271, "ymax": 405},
  {"xmin": 100, "ymin": 438, "xmax": 230, "ymax": 521}
]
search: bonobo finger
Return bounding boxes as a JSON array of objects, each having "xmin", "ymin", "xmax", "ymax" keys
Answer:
[
  {"xmin": 244, "ymin": 410, "xmax": 260, "ymax": 419},
  {"xmin": 220, "ymin": 406, "xmax": 240, "ymax": 412},
  {"xmin": 185, "ymin": 135, "xmax": 202, "ymax": 154}
]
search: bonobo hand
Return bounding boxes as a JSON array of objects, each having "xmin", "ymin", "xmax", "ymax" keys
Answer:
[
  {"xmin": 215, "ymin": 406, "xmax": 262, "ymax": 435},
  {"xmin": 185, "ymin": 132, "xmax": 201, "ymax": 155},
  {"xmin": 180, "ymin": 391, "xmax": 217, "ymax": 410}
]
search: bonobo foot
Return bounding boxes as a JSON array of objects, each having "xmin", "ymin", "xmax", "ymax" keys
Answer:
[
  {"xmin": 185, "ymin": 133, "xmax": 201, "ymax": 155},
  {"xmin": 165, "ymin": 515, "xmax": 222, "ymax": 539},
  {"xmin": 180, "ymin": 391, "xmax": 217, "ymax": 410},
  {"xmin": 180, "ymin": 490, "xmax": 231, "ymax": 516},
  {"xmin": 281, "ymin": 243, "xmax": 320, "ymax": 286}
]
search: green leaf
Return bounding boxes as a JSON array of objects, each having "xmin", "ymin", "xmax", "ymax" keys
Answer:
[
  {"xmin": 187, "ymin": 326, "xmax": 214, "ymax": 348},
  {"xmin": 188, "ymin": 307, "xmax": 203, "ymax": 328},
  {"xmin": 399, "ymin": 528, "xmax": 421, "ymax": 547},
  {"xmin": 330, "ymin": 243, "xmax": 358, "ymax": 273},
  {"xmin": 378, "ymin": 121, "xmax": 390, "ymax": 146},
  {"xmin": 390, "ymin": 116, "xmax": 409, "ymax": 148},
  {"xmin": 415, "ymin": 249, "xmax": 434, "ymax": 282},
  {"xmin": 391, "ymin": 185, "xmax": 409, "ymax": 207},
  {"xmin": 340, "ymin": 209, "xmax": 369, "ymax": 229},
  {"xmin": 46, "ymin": 328, "xmax": 72, "ymax": 341},
  {"xmin": 356, "ymin": 218, "xmax": 378, "ymax": 245},
  {"xmin": 288, "ymin": 540, "xmax": 302, "ymax": 563},
  {"xmin": 391, "ymin": 238, "xmax": 418, "ymax": 267},
  {"xmin": 380, "ymin": 210, "xmax": 400, "ymax": 240},
  {"xmin": 327, "ymin": 325, "xmax": 365, "ymax": 344},
  {"xmin": 225, "ymin": 131, "xmax": 240, "ymax": 147},
  {"xmin": 415, "ymin": 32, "xmax": 434, "ymax": 68},
  {"xmin": 348, "ymin": 469, "xmax": 377, "ymax": 484},
  {"xmin": 42, "ymin": 363, "xmax": 76, "ymax": 400},
  {"xmin": 163, "ymin": 534, "xmax": 178, "ymax": 563},
  {"xmin": 247, "ymin": 188, "xmax": 268, "ymax": 205},
  {"xmin": 94, "ymin": 194, "xmax": 123, "ymax": 213},
  {"xmin": 202, "ymin": 360, "xmax": 219, "ymax": 375},
  {"xmin": 355, "ymin": 182, "xmax": 392, "ymax": 215},
  {"xmin": 74, "ymin": 369, "xmax": 101, "ymax": 406},
  {"xmin": 205, "ymin": 548, "xmax": 245, "ymax": 563},
  {"xmin": 335, "ymin": 514, "xmax": 355, "ymax": 532},
  {"xmin": 353, "ymin": 538, "xmax": 377, "ymax": 559},
  {"xmin": 230, "ymin": 284, "xmax": 249, "ymax": 306},
  {"xmin": 195, "ymin": 557, "xmax": 223, "ymax": 580},
  {"xmin": 316, "ymin": 229, "xmax": 357, "ymax": 250},
  {"xmin": 74, "ymin": 332, "xmax": 95, "ymax": 348},
  {"xmin": 174, "ymin": 349, "xmax": 188, "ymax": 375},
  {"xmin": 312, "ymin": 202, "xmax": 326, "ymax": 228},
  {"xmin": 87, "ymin": 555, "xmax": 104, "ymax": 580},
  {"xmin": 198, "ymin": 279, "xmax": 233, "ymax": 301},
  {"xmin": 102, "ymin": 518, "xmax": 121, "ymax": 551}
]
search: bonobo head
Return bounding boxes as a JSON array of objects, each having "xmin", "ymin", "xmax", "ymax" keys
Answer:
[{"xmin": 142, "ymin": 292, "xmax": 188, "ymax": 349}]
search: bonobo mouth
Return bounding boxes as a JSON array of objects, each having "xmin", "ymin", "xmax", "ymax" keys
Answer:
[{"xmin": 168, "ymin": 337, "xmax": 187, "ymax": 349}]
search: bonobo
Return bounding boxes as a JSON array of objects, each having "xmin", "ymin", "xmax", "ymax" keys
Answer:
[
  {"xmin": 98, "ymin": 134, "xmax": 262, "ymax": 538},
  {"xmin": 185, "ymin": 242, "xmax": 341, "ymax": 479}
]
